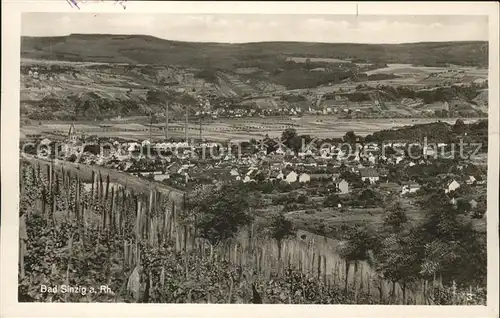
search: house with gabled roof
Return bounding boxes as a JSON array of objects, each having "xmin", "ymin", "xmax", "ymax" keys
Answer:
[
  {"xmin": 285, "ymin": 171, "xmax": 298, "ymax": 183},
  {"xmin": 470, "ymin": 199, "xmax": 478, "ymax": 209},
  {"xmin": 39, "ymin": 138, "xmax": 52, "ymax": 146},
  {"xmin": 230, "ymin": 168, "xmax": 240, "ymax": 177},
  {"xmin": 466, "ymin": 175, "xmax": 476, "ymax": 185},
  {"xmin": 360, "ymin": 168, "xmax": 380, "ymax": 184},
  {"xmin": 445, "ymin": 179, "xmax": 461, "ymax": 194},
  {"xmin": 336, "ymin": 179, "xmax": 349, "ymax": 194},
  {"xmin": 298, "ymin": 173, "xmax": 311, "ymax": 183},
  {"xmin": 401, "ymin": 181, "xmax": 421, "ymax": 195}
]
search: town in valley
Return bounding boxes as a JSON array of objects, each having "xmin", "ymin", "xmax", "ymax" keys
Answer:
[{"xmin": 18, "ymin": 14, "xmax": 489, "ymax": 305}]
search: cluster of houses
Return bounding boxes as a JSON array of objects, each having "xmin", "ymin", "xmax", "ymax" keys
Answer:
[{"xmin": 30, "ymin": 123, "xmax": 487, "ymax": 204}]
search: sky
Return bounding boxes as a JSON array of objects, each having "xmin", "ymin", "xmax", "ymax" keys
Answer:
[{"xmin": 21, "ymin": 13, "xmax": 489, "ymax": 44}]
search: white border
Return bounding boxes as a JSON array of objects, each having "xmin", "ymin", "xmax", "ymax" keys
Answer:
[{"xmin": 2, "ymin": 1, "xmax": 499, "ymax": 318}]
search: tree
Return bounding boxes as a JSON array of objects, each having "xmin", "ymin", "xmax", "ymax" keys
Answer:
[
  {"xmin": 67, "ymin": 154, "xmax": 78, "ymax": 163},
  {"xmin": 383, "ymin": 202, "xmax": 409, "ymax": 233},
  {"xmin": 324, "ymin": 194, "xmax": 341, "ymax": 207},
  {"xmin": 264, "ymin": 137, "xmax": 278, "ymax": 154},
  {"xmin": 456, "ymin": 199, "xmax": 472, "ymax": 214},
  {"xmin": 296, "ymin": 194, "xmax": 308, "ymax": 204},
  {"xmin": 254, "ymin": 172, "xmax": 266, "ymax": 183},
  {"xmin": 452, "ymin": 118, "xmax": 466, "ymax": 135},
  {"xmin": 340, "ymin": 171, "xmax": 362, "ymax": 188},
  {"xmin": 377, "ymin": 202, "xmax": 417, "ymax": 303},
  {"xmin": 281, "ymin": 128, "xmax": 298, "ymax": 145},
  {"xmin": 337, "ymin": 226, "xmax": 380, "ymax": 296},
  {"xmin": 376, "ymin": 232, "xmax": 421, "ymax": 303},
  {"xmin": 187, "ymin": 184, "xmax": 255, "ymax": 246},
  {"xmin": 266, "ymin": 213, "xmax": 296, "ymax": 260},
  {"xmin": 357, "ymin": 189, "xmax": 382, "ymax": 207},
  {"xmin": 416, "ymin": 195, "xmax": 487, "ymax": 286},
  {"xmin": 343, "ymin": 131, "xmax": 357, "ymax": 144},
  {"xmin": 281, "ymin": 128, "xmax": 302, "ymax": 152}
]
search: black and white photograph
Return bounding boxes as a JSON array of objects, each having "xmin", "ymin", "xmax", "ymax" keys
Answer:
[{"xmin": 1, "ymin": 2, "xmax": 499, "ymax": 315}]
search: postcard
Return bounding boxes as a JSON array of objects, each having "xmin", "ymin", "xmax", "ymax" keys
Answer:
[{"xmin": 1, "ymin": 1, "xmax": 499, "ymax": 318}]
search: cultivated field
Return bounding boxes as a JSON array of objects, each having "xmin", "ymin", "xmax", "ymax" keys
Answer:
[
  {"xmin": 363, "ymin": 64, "xmax": 487, "ymax": 87},
  {"xmin": 287, "ymin": 57, "xmax": 351, "ymax": 64},
  {"xmin": 21, "ymin": 117, "xmax": 481, "ymax": 142}
]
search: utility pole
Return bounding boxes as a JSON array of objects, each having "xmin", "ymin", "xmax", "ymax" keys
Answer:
[
  {"xmin": 199, "ymin": 113, "xmax": 202, "ymax": 142},
  {"xmin": 199, "ymin": 96, "xmax": 203, "ymax": 142},
  {"xmin": 149, "ymin": 111, "xmax": 153, "ymax": 142},
  {"xmin": 184, "ymin": 106, "xmax": 189, "ymax": 143},
  {"xmin": 164, "ymin": 102, "xmax": 169, "ymax": 140}
]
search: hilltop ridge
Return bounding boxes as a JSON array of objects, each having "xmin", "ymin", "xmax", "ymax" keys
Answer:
[{"xmin": 21, "ymin": 34, "xmax": 488, "ymax": 68}]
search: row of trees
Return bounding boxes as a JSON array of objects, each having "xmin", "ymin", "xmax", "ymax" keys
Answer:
[
  {"xmin": 181, "ymin": 179, "xmax": 486, "ymax": 303},
  {"xmin": 276, "ymin": 119, "xmax": 486, "ymax": 156},
  {"xmin": 376, "ymin": 84, "xmax": 484, "ymax": 104},
  {"xmin": 183, "ymin": 183, "xmax": 298, "ymax": 263}
]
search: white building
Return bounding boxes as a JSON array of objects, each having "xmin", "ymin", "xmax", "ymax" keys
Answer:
[
  {"xmin": 401, "ymin": 182, "xmax": 421, "ymax": 195},
  {"xmin": 360, "ymin": 168, "xmax": 380, "ymax": 184},
  {"xmin": 285, "ymin": 171, "xmax": 298, "ymax": 183},
  {"xmin": 275, "ymin": 147, "xmax": 285, "ymax": 155},
  {"xmin": 368, "ymin": 153, "xmax": 376, "ymax": 165},
  {"xmin": 39, "ymin": 138, "xmax": 52, "ymax": 146},
  {"xmin": 243, "ymin": 175, "xmax": 254, "ymax": 183},
  {"xmin": 298, "ymin": 173, "xmax": 311, "ymax": 183},
  {"xmin": 466, "ymin": 175, "xmax": 476, "ymax": 185},
  {"xmin": 336, "ymin": 179, "xmax": 349, "ymax": 194},
  {"xmin": 230, "ymin": 168, "xmax": 240, "ymax": 177},
  {"xmin": 276, "ymin": 171, "xmax": 285, "ymax": 180},
  {"xmin": 445, "ymin": 180, "xmax": 461, "ymax": 194}
]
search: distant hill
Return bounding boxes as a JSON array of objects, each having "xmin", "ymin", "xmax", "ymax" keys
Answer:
[{"xmin": 21, "ymin": 34, "xmax": 488, "ymax": 69}]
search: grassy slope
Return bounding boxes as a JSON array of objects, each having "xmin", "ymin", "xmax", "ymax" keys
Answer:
[{"xmin": 21, "ymin": 34, "xmax": 488, "ymax": 68}]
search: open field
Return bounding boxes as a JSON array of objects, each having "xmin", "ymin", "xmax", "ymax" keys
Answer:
[
  {"xmin": 289, "ymin": 203, "xmax": 426, "ymax": 233},
  {"xmin": 21, "ymin": 117, "xmax": 483, "ymax": 142},
  {"xmin": 365, "ymin": 63, "xmax": 487, "ymax": 76},
  {"xmin": 362, "ymin": 63, "xmax": 487, "ymax": 87}
]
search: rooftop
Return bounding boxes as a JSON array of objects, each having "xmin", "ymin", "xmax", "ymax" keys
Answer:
[{"xmin": 360, "ymin": 168, "xmax": 379, "ymax": 178}]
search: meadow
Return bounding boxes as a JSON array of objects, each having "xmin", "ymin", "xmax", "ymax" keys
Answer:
[
  {"xmin": 20, "ymin": 117, "xmax": 478, "ymax": 142},
  {"xmin": 286, "ymin": 57, "xmax": 351, "ymax": 64}
]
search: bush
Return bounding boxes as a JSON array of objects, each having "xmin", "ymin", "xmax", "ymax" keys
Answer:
[
  {"xmin": 324, "ymin": 194, "xmax": 341, "ymax": 207},
  {"xmin": 296, "ymin": 194, "xmax": 308, "ymax": 204}
]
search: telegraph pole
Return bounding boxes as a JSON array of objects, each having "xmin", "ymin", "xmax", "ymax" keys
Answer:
[
  {"xmin": 149, "ymin": 111, "xmax": 153, "ymax": 142},
  {"xmin": 198, "ymin": 96, "xmax": 203, "ymax": 142},
  {"xmin": 184, "ymin": 107, "xmax": 189, "ymax": 143},
  {"xmin": 199, "ymin": 113, "xmax": 202, "ymax": 142},
  {"xmin": 164, "ymin": 102, "xmax": 169, "ymax": 140}
]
